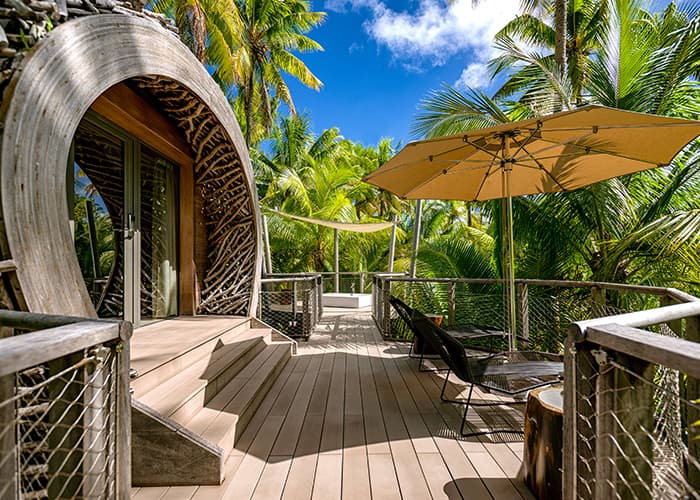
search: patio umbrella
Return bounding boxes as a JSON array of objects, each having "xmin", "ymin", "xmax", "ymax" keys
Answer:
[{"xmin": 363, "ymin": 105, "xmax": 700, "ymax": 350}]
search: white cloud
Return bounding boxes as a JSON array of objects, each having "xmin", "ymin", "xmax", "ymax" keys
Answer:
[
  {"xmin": 455, "ymin": 62, "xmax": 490, "ymax": 90},
  {"xmin": 338, "ymin": 0, "xmax": 520, "ymax": 67}
]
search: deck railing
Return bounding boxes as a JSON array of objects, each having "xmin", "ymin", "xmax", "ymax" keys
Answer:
[
  {"xmin": 373, "ymin": 274, "xmax": 700, "ymax": 498},
  {"xmin": 259, "ymin": 274, "xmax": 323, "ymax": 340},
  {"xmin": 0, "ymin": 310, "xmax": 131, "ymax": 500},
  {"xmin": 565, "ymin": 300, "xmax": 700, "ymax": 499},
  {"xmin": 315, "ymin": 271, "xmax": 405, "ymax": 295},
  {"xmin": 372, "ymin": 275, "xmax": 696, "ymax": 352}
]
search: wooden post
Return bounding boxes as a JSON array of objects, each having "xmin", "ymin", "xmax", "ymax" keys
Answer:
[
  {"xmin": 447, "ymin": 281, "xmax": 456, "ymax": 327},
  {"xmin": 292, "ymin": 281, "xmax": 298, "ymax": 316},
  {"xmin": 116, "ymin": 322, "xmax": 132, "ymax": 500},
  {"xmin": 0, "ymin": 327, "xmax": 17, "ymax": 500},
  {"xmin": 594, "ymin": 350, "xmax": 615, "ymax": 498},
  {"xmin": 613, "ymin": 354, "xmax": 654, "ymax": 499},
  {"xmin": 518, "ymin": 282, "xmax": 529, "ymax": 347},
  {"xmin": 334, "ymin": 229, "xmax": 339, "ymax": 293},
  {"xmin": 563, "ymin": 331, "xmax": 598, "ymax": 499},
  {"xmin": 686, "ymin": 315, "xmax": 700, "ymax": 490},
  {"xmin": 383, "ymin": 285, "xmax": 391, "ymax": 337},
  {"xmin": 303, "ymin": 281, "xmax": 310, "ymax": 337}
]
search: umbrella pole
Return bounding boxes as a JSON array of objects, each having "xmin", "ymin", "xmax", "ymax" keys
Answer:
[
  {"xmin": 505, "ymin": 174, "xmax": 517, "ymax": 351},
  {"xmin": 503, "ymin": 137, "xmax": 517, "ymax": 351}
]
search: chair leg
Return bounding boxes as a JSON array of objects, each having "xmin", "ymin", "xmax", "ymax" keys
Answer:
[{"xmin": 439, "ymin": 373, "xmax": 527, "ymax": 437}]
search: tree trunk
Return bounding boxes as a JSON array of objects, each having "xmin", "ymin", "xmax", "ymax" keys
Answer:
[
  {"xmin": 244, "ymin": 75, "xmax": 254, "ymax": 147},
  {"xmin": 409, "ymin": 200, "xmax": 422, "ymax": 278},
  {"xmin": 387, "ymin": 213, "xmax": 397, "ymax": 272},
  {"xmin": 554, "ymin": 0, "xmax": 567, "ymax": 79}
]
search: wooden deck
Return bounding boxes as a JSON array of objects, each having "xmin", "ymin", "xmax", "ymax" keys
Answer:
[{"xmin": 131, "ymin": 309, "xmax": 533, "ymax": 500}]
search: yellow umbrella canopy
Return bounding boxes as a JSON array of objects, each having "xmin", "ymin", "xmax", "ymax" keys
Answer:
[
  {"xmin": 364, "ymin": 105, "xmax": 700, "ymax": 201},
  {"xmin": 364, "ymin": 105, "xmax": 700, "ymax": 350}
]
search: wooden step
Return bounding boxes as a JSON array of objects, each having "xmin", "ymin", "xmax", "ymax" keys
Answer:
[
  {"xmin": 137, "ymin": 331, "xmax": 269, "ymax": 423},
  {"xmin": 183, "ymin": 343, "xmax": 292, "ymax": 455},
  {"xmin": 131, "ymin": 318, "xmax": 261, "ymax": 398}
]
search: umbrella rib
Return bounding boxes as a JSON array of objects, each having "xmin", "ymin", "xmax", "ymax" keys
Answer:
[
  {"xmin": 472, "ymin": 154, "xmax": 501, "ymax": 201},
  {"xmin": 364, "ymin": 142, "xmax": 476, "ymax": 179},
  {"xmin": 512, "ymin": 137, "xmax": 570, "ymax": 192}
]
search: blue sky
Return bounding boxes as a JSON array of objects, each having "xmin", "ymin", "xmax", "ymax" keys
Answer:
[
  {"xmin": 287, "ymin": 0, "xmax": 523, "ymax": 147},
  {"xmin": 285, "ymin": 0, "xmax": 681, "ymax": 148}
]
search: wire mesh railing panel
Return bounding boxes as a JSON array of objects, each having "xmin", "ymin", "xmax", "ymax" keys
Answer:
[
  {"xmin": 572, "ymin": 335, "xmax": 700, "ymax": 499},
  {"xmin": 0, "ymin": 344, "xmax": 120, "ymax": 500},
  {"xmin": 373, "ymin": 277, "xmax": 678, "ymax": 353},
  {"xmin": 321, "ymin": 274, "xmax": 374, "ymax": 294},
  {"xmin": 259, "ymin": 277, "xmax": 322, "ymax": 339}
]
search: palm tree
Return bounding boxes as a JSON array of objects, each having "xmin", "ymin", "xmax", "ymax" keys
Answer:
[
  {"xmin": 410, "ymin": 1, "xmax": 700, "ymax": 293},
  {"xmin": 232, "ymin": 0, "xmax": 325, "ymax": 146},
  {"xmin": 148, "ymin": 0, "xmax": 244, "ymax": 88}
]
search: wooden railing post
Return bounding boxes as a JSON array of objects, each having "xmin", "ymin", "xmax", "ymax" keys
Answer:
[
  {"xmin": 116, "ymin": 322, "xmax": 132, "ymax": 500},
  {"xmin": 687, "ymin": 314, "xmax": 700, "ymax": 491},
  {"xmin": 563, "ymin": 328, "xmax": 598, "ymax": 499},
  {"xmin": 595, "ymin": 349, "xmax": 615, "ymax": 499},
  {"xmin": 383, "ymin": 282, "xmax": 391, "ymax": 337},
  {"xmin": 518, "ymin": 282, "xmax": 529, "ymax": 346},
  {"xmin": 447, "ymin": 281, "xmax": 456, "ymax": 327},
  {"xmin": 303, "ymin": 282, "xmax": 310, "ymax": 336},
  {"xmin": 0, "ymin": 327, "xmax": 17, "ymax": 500}
]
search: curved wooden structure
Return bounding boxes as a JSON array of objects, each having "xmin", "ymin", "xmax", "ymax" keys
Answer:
[{"xmin": 0, "ymin": 12, "xmax": 262, "ymax": 318}]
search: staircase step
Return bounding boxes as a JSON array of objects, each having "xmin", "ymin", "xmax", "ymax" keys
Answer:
[
  {"xmin": 183, "ymin": 343, "xmax": 292, "ymax": 454},
  {"xmin": 131, "ymin": 319, "xmax": 264, "ymax": 398},
  {"xmin": 137, "ymin": 333, "xmax": 268, "ymax": 422}
]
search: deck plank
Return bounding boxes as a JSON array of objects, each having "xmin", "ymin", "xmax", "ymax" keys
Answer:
[
  {"xmin": 368, "ymin": 452, "xmax": 402, "ymax": 500},
  {"xmin": 311, "ymin": 454, "xmax": 342, "ymax": 500},
  {"xmin": 250, "ymin": 455, "xmax": 292, "ymax": 500}
]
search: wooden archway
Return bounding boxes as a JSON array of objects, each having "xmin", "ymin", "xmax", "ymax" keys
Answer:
[{"xmin": 0, "ymin": 14, "xmax": 262, "ymax": 318}]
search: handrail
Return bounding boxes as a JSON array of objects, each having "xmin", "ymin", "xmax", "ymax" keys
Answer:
[
  {"xmin": 261, "ymin": 275, "xmax": 321, "ymax": 284},
  {"xmin": 585, "ymin": 323, "xmax": 700, "ymax": 379},
  {"xmin": 570, "ymin": 300, "xmax": 700, "ymax": 341},
  {"xmin": 0, "ymin": 309, "xmax": 112, "ymax": 331},
  {"xmin": 378, "ymin": 275, "xmax": 697, "ymax": 302},
  {"xmin": 0, "ymin": 321, "xmax": 123, "ymax": 377}
]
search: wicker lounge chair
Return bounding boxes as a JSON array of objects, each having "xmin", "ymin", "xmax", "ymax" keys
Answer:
[{"xmin": 411, "ymin": 311, "xmax": 563, "ymax": 437}]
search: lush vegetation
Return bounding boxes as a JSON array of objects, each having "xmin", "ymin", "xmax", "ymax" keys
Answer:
[{"xmin": 146, "ymin": 0, "xmax": 699, "ymax": 297}]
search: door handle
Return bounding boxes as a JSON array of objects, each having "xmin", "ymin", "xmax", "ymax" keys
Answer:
[{"xmin": 125, "ymin": 213, "xmax": 135, "ymax": 240}]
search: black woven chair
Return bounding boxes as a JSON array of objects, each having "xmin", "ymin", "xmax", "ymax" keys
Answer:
[
  {"xmin": 411, "ymin": 311, "xmax": 563, "ymax": 437},
  {"xmin": 389, "ymin": 296, "xmax": 506, "ymax": 371}
]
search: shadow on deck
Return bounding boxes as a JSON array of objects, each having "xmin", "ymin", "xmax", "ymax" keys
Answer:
[{"xmin": 132, "ymin": 309, "xmax": 533, "ymax": 500}]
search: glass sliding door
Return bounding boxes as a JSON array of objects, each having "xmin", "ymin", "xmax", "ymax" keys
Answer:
[
  {"xmin": 71, "ymin": 113, "xmax": 179, "ymax": 327},
  {"xmin": 72, "ymin": 120, "xmax": 125, "ymax": 319},
  {"xmin": 140, "ymin": 146, "xmax": 178, "ymax": 321}
]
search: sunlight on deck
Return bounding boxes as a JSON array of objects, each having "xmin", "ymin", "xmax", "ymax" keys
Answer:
[{"xmin": 132, "ymin": 308, "xmax": 533, "ymax": 499}]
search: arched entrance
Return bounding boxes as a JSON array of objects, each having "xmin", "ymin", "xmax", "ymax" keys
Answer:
[{"xmin": 0, "ymin": 14, "xmax": 262, "ymax": 321}]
